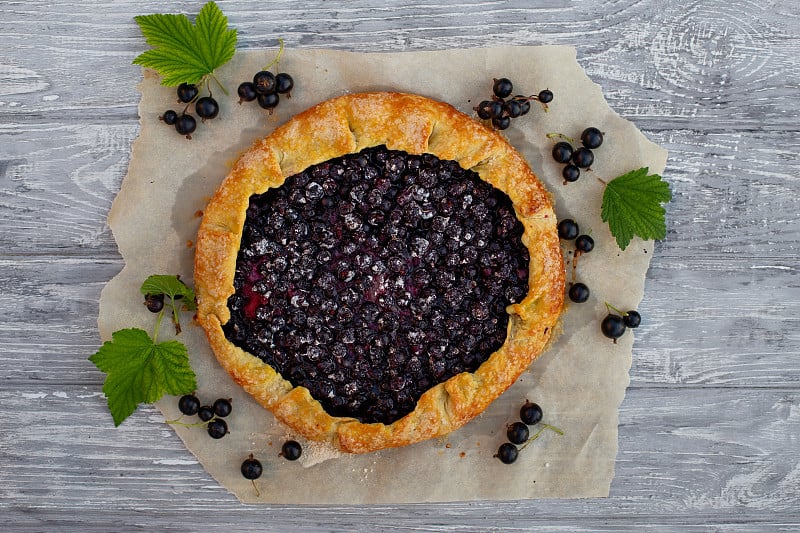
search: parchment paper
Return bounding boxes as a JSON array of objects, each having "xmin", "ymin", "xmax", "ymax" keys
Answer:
[{"xmin": 99, "ymin": 46, "xmax": 667, "ymax": 503}]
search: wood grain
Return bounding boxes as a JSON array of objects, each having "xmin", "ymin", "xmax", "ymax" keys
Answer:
[{"xmin": 1, "ymin": 0, "xmax": 798, "ymax": 529}]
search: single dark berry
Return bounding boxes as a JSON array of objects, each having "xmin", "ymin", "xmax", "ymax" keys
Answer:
[
  {"xmin": 492, "ymin": 115, "xmax": 511, "ymax": 130},
  {"xmin": 581, "ymin": 127, "xmax": 603, "ymax": 149},
  {"xmin": 198, "ymin": 405, "xmax": 214, "ymax": 422},
  {"xmin": 253, "ymin": 71, "xmax": 276, "ymax": 94},
  {"xmin": 257, "ymin": 92, "xmax": 279, "ymax": 111},
  {"xmin": 493, "ymin": 78, "xmax": 513, "ymax": 98},
  {"xmin": 178, "ymin": 394, "xmax": 200, "ymax": 416},
  {"xmin": 241, "ymin": 456, "xmax": 263, "ymax": 480},
  {"xmin": 513, "ymin": 95, "xmax": 531, "ymax": 115},
  {"xmin": 552, "ymin": 142, "xmax": 573, "ymax": 164},
  {"xmin": 557, "ymin": 219, "xmax": 579, "ymax": 240},
  {"xmin": 161, "ymin": 110, "xmax": 178, "ymax": 125},
  {"xmin": 144, "ymin": 293, "xmax": 164, "ymax": 313},
  {"xmin": 503, "ymin": 99, "xmax": 522, "ymax": 118},
  {"xmin": 572, "ymin": 147, "xmax": 594, "ymax": 168},
  {"xmin": 237, "ymin": 82, "xmax": 258, "ymax": 102},
  {"xmin": 519, "ymin": 401, "xmax": 543, "ymax": 426},
  {"xmin": 177, "ymin": 83, "xmax": 198, "ymax": 103},
  {"xmin": 175, "ymin": 114, "xmax": 197, "ymax": 137},
  {"xmin": 506, "ymin": 421, "xmax": 530, "ymax": 445},
  {"xmin": 213, "ymin": 398, "xmax": 232, "ymax": 418},
  {"xmin": 487, "ymin": 100, "xmax": 505, "ymax": 119},
  {"xmin": 195, "ymin": 96, "xmax": 219, "ymax": 119},
  {"xmin": 495, "ymin": 442, "xmax": 519, "ymax": 464},
  {"xmin": 624, "ymin": 310, "xmax": 642, "ymax": 328},
  {"xmin": 537, "ymin": 89, "xmax": 553, "ymax": 103},
  {"xmin": 562, "ymin": 164, "xmax": 580, "ymax": 182},
  {"xmin": 207, "ymin": 418, "xmax": 228, "ymax": 439},
  {"xmin": 601, "ymin": 314, "xmax": 627, "ymax": 340},
  {"xmin": 575, "ymin": 235, "xmax": 594, "ymax": 253},
  {"xmin": 568, "ymin": 282, "xmax": 590, "ymax": 303},
  {"xmin": 275, "ymin": 73, "xmax": 294, "ymax": 95},
  {"xmin": 476, "ymin": 100, "xmax": 494, "ymax": 120},
  {"xmin": 281, "ymin": 440, "xmax": 302, "ymax": 460}
]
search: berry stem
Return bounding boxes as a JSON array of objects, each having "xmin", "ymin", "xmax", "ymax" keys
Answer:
[
  {"xmin": 208, "ymin": 72, "xmax": 229, "ymax": 97},
  {"xmin": 152, "ymin": 307, "xmax": 165, "ymax": 344},
  {"xmin": 518, "ymin": 423, "xmax": 564, "ymax": 452},
  {"xmin": 604, "ymin": 302, "xmax": 629, "ymax": 316},
  {"xmin": 546, "ymin": 132, "xmax": 577, "ymax": 144},
  {"xmin": 261, "ymin": 38, "xmax": 285, "ymax": 71},
  {"xmin": 165, "ymin": 416, "xmax": 217, "ymax": 428}
]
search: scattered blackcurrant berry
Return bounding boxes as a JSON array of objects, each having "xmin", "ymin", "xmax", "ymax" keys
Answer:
[
  {"xmin": 557, "ymin": 219, "xmax": 579, "ymax": 240},
  {"xmin": 177, "ymin": 83, "xmax": 198, "ymax": 103},
  {"xmin": 506, "ymin": 422, "xmax": 530, "ymax": 445},
  {"xmin": 198, "ymin": 405, "xmax": 214, "ymax": 422},
  {"xmin": 537, "ymin": 89, "xmax": 553, "ymax": 104},
  {"xmin": 575, "ymin": 235, "xmax": 594, "ymax": 253},
  {"xmin": 280, "ymin": 440, "xmax": 302, "ymax": 460},
  {"xmin": 241, "ymin": 455, "xmax": 263, "ymax": 480},
  {"xmin": 207, "ymin": 418, "xmax": 228, "ymax": 439},
  {"xmin": 520, "ymin": 401, "xmax": 543, "ymax": 426},
  {"xmin": 493, "ymin": 77, "xmax": 513, "ymax": 98},
  {"xmin": 568, "ymin": 282, "xmax": 590, "ymax": 303},
  {"xmin": 513, "ymin": 95, "xmax": 531, "ymax": 115},
  {"xmin": 492, "ymin": 115, "xmax": 511, "ymax": 130},
  {"xmin": 495, "ymin": 442, "xmax": 519, "ymax": 464},
  {"xmin": 257, "ymin": 92, "xmax": 279, "ymax": 111},
  {"xmin": 144, "ymin": 293, "xmax": 164, "ymax": 313},
  {"xmin": 624, "ymin": 310, "xmax": 642, "ymax": 328},
  {"xmin": 562, "ymin": 164, "xmax": 580, "ymax": 182},
  {"xmin": 275, "ymin": 72, "xmax": 294, "ymax": 95},
  {"xmin": 476, "ymin": 100, "xmax": 494, "ymax": 119},
  {"xmin": 581, "ymin": 127, "xmax": 603, "ymax": 149},
  {"xmin": 195, "ymin": 96, "xmax": 219, "ymax": 120},
  {"xmin": 178, "ymin": 394, "xmax": 200, "ymax": 416},
  {"xmin": 237, "ymin": 82, "xmax": 258, "ymax": 103},
  {"xmin": 174, "ymin": 114, "xmax": 197, "ymax": 138},
  {"xmin": 161, "ymin": 110, "xmax": 178, "ymax": 125},
  {"xmin": 572, "ymin": 147, "xmax": 594, "ymax": 168},
  {"xmin": 213, "ymin": 398, "xmax": 232, "ymax": 418},
  {"xmin": 601, "ymin": 314, "xmax": 627, "ymax": 340},
  {"xmin": 253, "ymin": 71, "xmax": 276, "ymax": 95},
  {"xmin": 503, "ymin": 99, "xmax": 522, "ymax": 118},
  {"xmin": 552, "ymin": 142, "xmax": 573, "ymax": 164}
]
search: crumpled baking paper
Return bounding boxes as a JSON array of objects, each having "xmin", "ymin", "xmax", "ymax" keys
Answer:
[{"xmin": 99, "ymin": 46, "xmax": 667, "ymax": 503}]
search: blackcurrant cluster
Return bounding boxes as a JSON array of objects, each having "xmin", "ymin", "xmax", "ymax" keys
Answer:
[
  {"xmin": 549, "ymin": 127, "xmax": 604, "ymax": 183},
  {"xmin": 160, "ymin": 82, "xmax": 220, "ymax": 139},
  {"xmin": 601, "ymin": 303, "xmax": 641, "ymax": 342},
  {"xmin": 176, "ymin": 393, "xmax": 232, "ymax": 439},
  {"xmin": 475, "ymin": 77, "xmax": 553, "ymax": 131},
  {"xmin": 495, "ymin": 401, "xmax": 562, "ymax": 464},
  {"xmin": 237, "ymin": 70, "xmax": 294, "ymax": 114},
  {"xmin": 557, "ymin": 218, "xmax": 595, "ymax": 303}
]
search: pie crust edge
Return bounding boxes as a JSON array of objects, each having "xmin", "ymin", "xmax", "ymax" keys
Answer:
[{"xmin": 194, "ymin": 92, "xmax": 565, "ymax": 454}]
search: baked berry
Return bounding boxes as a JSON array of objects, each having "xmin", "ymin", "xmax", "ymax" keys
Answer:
[
  {"xmin": 552, "ymin": 142, "xmax": 573, "ymax": 164},
  {"xmin": 493, "ymin": 78, "xmax": 513, "ymax": 98},
  {"xmin": 495, "ymin": 442, "xmax": 519, "ymax": 464},
  {"xmin": 580, "ymin": 127, "xmax": 603, "ymax": 149},
  {"xmin": 624, "ymin": 310, "xmax": 641, "ymax": 328},
  {"xmin": 207, "ymin": 418, "xmax": 228, "ymax": 439},
  {"xmin": 197, "ymin": 405, "xmax": 214, "ymax": 422},
  {"xmin": 178, "ymin": 394, "xmax": 200, "ymax": 416},
  {"xmin": 562, "ymin": 164, "xmax": 580, "ymax": 182},
  {"xmin": 575, "ymin": 235, "xmax": 594, "ymax": 253},
  {"xmin": 537, "ymin": 89, "xmax": 553, "ymax": 103},
  {"xmin": 241, "ymin": 455, "xmax": 263, "ymax": 480},
  {"xmin": 174, "ymin": 114, "xmax": 196, "ymax": 138},
  {"xmin": 506, "ymin": 421, "xmax": 530, "ymax": 445},
  {"xmin": 177, "ymin": 83, "xmax": 198, "ymax": 103},
  {"xmin": 281, "ymin": 440, "xmax": 302, "ymax": 460},
  {"xmin": 195, "ymin": 96, "xmax": 219, "ymax": 120},
  {"xmin": 275, "ymin": 73, "xmax": 294, "ymax": 95},
  {"xmin": 253, "ymin": 71, "xmax": 276, "ymax": 94},
  {"xmin": 601, "ymin": 314, "xmax": 626, "ymax": 340},
  {"xmin": 161, "ymin": 110, "xmax": 178, "ymax": 125},
  {"xmin": 144, "ymin": 293, "xmax": 164, "ymax": 313},
  {"xmin": 519, "ymin": 401, "xmax": 543, "ymax": 425},
  {"xmin": 237, "ymin": 82, "xmax": 258, "ymax": 102},
  {"xmin": 571, "ymin": 147, "xmax": 594, "ymax": 168},
  {"xmin": 568, "ymin": 282, "xmax": 590, "ymax": 303},
  {"xmin": 213, "ymin": 398, "xmax": 232, "ymax": 417},
  {"xmin": 557, "ymin": 219, "xmax": 579, "ymax": 240}
]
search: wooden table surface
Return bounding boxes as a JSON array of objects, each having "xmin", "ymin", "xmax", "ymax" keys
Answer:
[{"xmin": 2, "ymin": 0, "xmax": 798, "ymax": 530}]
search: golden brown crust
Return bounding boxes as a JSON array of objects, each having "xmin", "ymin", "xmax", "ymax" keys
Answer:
[{"xmin": 195, "ymin": 92, "xmax": 564, "ymax": 453}]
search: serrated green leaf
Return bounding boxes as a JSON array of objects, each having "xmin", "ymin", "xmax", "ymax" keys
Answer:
[
  {"xmin": 140, "ymin": 274, "xmax": 196, "ymax": 311},
  {"xmin": 132, "ymin": 1, "xmax": 237, "ymax": 86},
  {"xmin": 89, "ymin": 328, "xmax": 197, "ymax": 426},
  {"xmin": 601, "ymin": 167, "xmax": 672, "ymax": 250}
]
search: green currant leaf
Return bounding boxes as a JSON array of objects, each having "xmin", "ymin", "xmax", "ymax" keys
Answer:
[
  {"xmin": 601, "ymin": 167, "xmax": 672, "ymax": 251},
  {"xmin": 140, "ymin": 274, "xmax": 196, "ymax": 311},
  {"xmin": 89, "ymin": 328, "xmax": 197, "ymax": 426},
  {"xmin": 132, "ymin": 1, "xmax": 237, "ymax": 86}
]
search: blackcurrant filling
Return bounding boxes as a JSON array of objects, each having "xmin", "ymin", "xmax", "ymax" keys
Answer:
[{"xmin": 224, "ymin": 145, "xmax": 529, "ymax": 425}]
